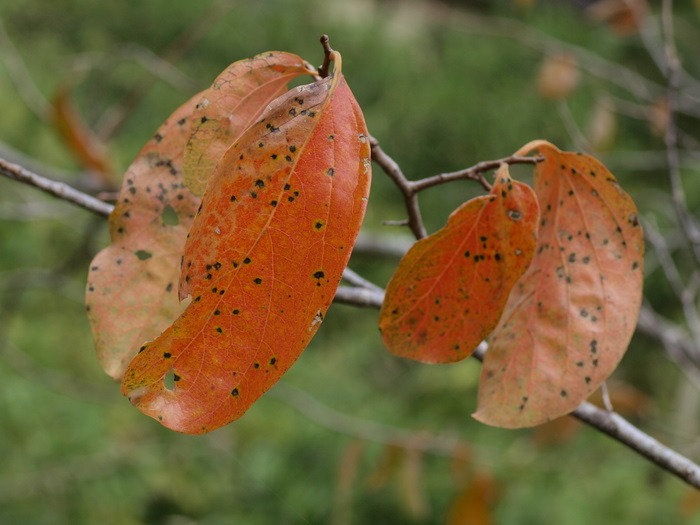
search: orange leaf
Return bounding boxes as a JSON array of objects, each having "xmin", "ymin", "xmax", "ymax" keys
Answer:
[
  {"xmin": 121, "ymin": 56, "xmax": 371, "ymax": 434},
  {"xmin": 86, "ymin": 92, "xmax": 203, "ymax": 379},
  {"xmin": 475, "ymin": 140, "xmax": 644, "ymax": 428},
  {"xmin": 184, "ymin": 52, "xmax": 315, "ymax": 196},
  {"xmin": 379, "ymin": 164, "xmax": 539, "ymax": 363},
  {"xmin": 87, "ymin": 53, "xmax": 312, "ymax": 382}
]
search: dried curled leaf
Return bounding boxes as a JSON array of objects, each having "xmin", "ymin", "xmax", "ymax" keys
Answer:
[
  {"xmin": 184, "ymin": 52, "xmax": 315, "ymax": 196},
  {"xmin": 121, "ymin": 56, "xmax": 371, "ymax": 434},
  {"xmin": 379, "ymin": 165, "xmax": 539, "ymax": 363},
  {"xmin": 475, "ymin": 140, "xmax": 644, "ymax": 428}
]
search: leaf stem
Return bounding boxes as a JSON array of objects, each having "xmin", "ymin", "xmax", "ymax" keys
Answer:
[{"xmin": 318, "ymin": 34, "xmax": 335, "ymax": 79}]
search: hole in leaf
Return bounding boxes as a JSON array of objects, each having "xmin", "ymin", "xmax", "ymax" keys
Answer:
[
  {"xmin": 135, "ymin": 250, "xmax": 152, "ymax": 260},
  {"xmin": 161, "ymin": 205, "xmax": 179, "ymax": 226},
  {"xmin": 163, "ymin": 367, "xmax": 176, "ymax": 391}
]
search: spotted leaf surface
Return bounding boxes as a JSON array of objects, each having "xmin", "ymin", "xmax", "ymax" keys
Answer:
[
  {"xmin": 475, "ymin": 141, "xmax": 644, "ymax": 428},
  {"xmin": 86, "ymin": 93, "xmax": 203, "ymax": 380},
  {"xmin": 379, "ymin": 165, "xmax": 539, "ymax": 363},
  {"xmin": 184, "ymin": 52, "xmax": 314, "ymax": 196},
  {"xmin": 121, "ymin": 60, "xmax": 371, "ymax": 434}
]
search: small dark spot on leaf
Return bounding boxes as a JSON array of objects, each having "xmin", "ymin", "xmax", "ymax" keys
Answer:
[
  {"xmin": 135, "ymin": 250, "xmax": 152, "ymax": 261},
  {"xmin": 254, "ymin": 278, "xmax": 262, "ymax": 285},
  {"xmin": 231, "ymin": 388, "xmax": 239, "ymax": 396},
  {"xmin": 163, "ymin": 352, "xmax": 172, "ymax": 358}
]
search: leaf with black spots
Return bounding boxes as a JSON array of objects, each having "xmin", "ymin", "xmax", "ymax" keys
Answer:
[
  {"xmin": 184, "ymin": 52, "xmax": 315, "ymax": 196},
  {"xmin": 475, "ymin": 140, "xmax": 644, "ymax": 428},
  {"xmin": 86, "ymin": 93, "xmax": 203, "ymax": 380},
  {"xmin": 121, "ymin": 53, "xmax": 371, "ymax": 434},
  {"xmin": 379, "ymin": 164, "xmax": 539, "ymax": 363}
]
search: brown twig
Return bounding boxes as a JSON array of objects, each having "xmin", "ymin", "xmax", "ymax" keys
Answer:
[
  {"xmin": 5, "ymin": 143, "xmax": 700, "ymax": 489},
  {"xmin": 370, "ymin": 136, "xmax": 542, "ymax": 240},
  {"xmin": 318, "ymin": 34, "xmax": 335, "ymax": 79},
  {"xmin": 369, "ymin": 136, "xmax": 428, "ymax": 239},
  {"xmin": 411, "ymin": 154, "xmax": 542, "ymax": 193},
  {"xmin": 0, "ymin": 157, "xmax": 113, "ymax": 217}
]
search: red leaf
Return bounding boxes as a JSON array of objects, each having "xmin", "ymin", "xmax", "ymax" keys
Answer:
[
  {"xmin": 184, "ymin": 52, "xmax": 315, "ymax": 196},
  {"xmin": 379, "ymin": 164, "xmax": 539, "ymax": 363},
  {"xmin": 121, "ymin": 57, "xmax": 371, "ymax": 434},
  {"xmin": 86, "ymin": 93, "xmax": 203, "ymax": 379},
  {"xmin": 475, "ymin": 140, "xmax": 644, "ymax": 428}
]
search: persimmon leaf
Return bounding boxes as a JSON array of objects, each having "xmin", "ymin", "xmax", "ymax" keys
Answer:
[
  {"xmin": 474, "ymin": 140, "xmax": 644, "ymax": 428},
  {"xmin": 87, "ymin": 53, "xmax": 313, "ymax": 382},
  {"xmin": 121, "ymin": 56, "xmax": 372, "ymax": 434},
  {"xmin": 86, "ymin": 93, "xmax": 203, "ymax": 380},
  {"xmin": 379, "ymin": 164, "xmax": 539, "ymax": 363},
  {"xmin": 184, "ymin": 52, "xmax": 315, "ymax": 196}
]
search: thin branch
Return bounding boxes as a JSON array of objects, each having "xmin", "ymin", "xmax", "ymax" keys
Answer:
[
  {"xmin": 659, "ymin": 0, "xmax": 700, "ymax": 265},
  {"xmin": 638, "ymin": 305, "xmax": 700, "ymax": 388},
  {"xmin": 433, "ymin": 5, "xmax": 700, "ymax": 119},
  {"xmin": 410, "ymin": 155, "xmax": 541, "ymax": 193},
  {"xmin": 369, "ymin": 136, "xmax": 427, "ymax": 239},
  {"xmin": 370, "ymin": 135, "xmax": 542, "ymax": 240},
  {"xmin": 5, "ymin": 152, "xmax": 700, "ymax": 489},
  {"xmin": 0, "ymin": 157, "xmax": 113, "ymax": 217},
  {"xmin": 342, "ymin": 267, "xmax": 384, "ymax": 294},
  {"xmin": 470, "ymin": 337, "xmax": 700, "ymax": 488},
  {"xmin": 571, "ymin": 403, "xmax": 700, "ymax": 487},
  {"xmin": 334, "ymin": 286, "xmax": 384, "ymax": 308}
]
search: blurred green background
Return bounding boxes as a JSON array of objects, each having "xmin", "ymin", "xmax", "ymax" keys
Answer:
[{"xmin": 1, "ymin": 0, "xmax": 700, "ymax": 523}]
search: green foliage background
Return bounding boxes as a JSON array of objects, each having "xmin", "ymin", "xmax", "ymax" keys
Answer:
[{"xmin": 1, "ymin": 0, "xmax": 699, "ymax": 523}]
